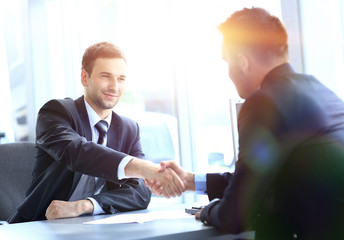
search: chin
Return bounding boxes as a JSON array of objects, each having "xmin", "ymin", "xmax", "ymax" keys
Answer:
[
  {"xmin": 235, "ymin": 88, "xmax": 245, "ymax": 99},
  {"xmin": 101, "ymin": 101, "xmax": 117, "ymax": 110},
  {"xmin": 239, "ymin": 94, "xmax": 247, "ymax": 99}
]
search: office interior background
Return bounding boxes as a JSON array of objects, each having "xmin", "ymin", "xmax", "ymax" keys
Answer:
[{"xmin": 0, "ymin": 0, "xmax": 344, "ymax": 204}]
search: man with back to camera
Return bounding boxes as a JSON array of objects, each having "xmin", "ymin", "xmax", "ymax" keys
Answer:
[
  {"xmin": 147, "ymin": 7, "xmax": 344, "ymax": 239},
  {"xmin": 8, "ymin": 42, "xmax": 184, "ymax": 223}
]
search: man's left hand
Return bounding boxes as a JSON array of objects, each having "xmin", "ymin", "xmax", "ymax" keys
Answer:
[
  {"xmin": 45, "ymin": 199, "xmax": 94, "ymax": 220},
  {"xmin": 195, "ymin": 209, "xmax": 202, "ymax": 221}
]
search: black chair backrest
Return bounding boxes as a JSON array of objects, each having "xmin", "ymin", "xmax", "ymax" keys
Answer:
[{"xmin": 0, "ymin": 142, "xmax": 36, "ymax": 221}]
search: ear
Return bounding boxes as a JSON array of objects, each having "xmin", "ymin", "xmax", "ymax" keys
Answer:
[
  {"xmin": 237, "ymin": 52, "xmax": 250, "ymax": 73},
  {"xmin": 81, "ymin": 69, "xmax": 88, "ymax": 87}
]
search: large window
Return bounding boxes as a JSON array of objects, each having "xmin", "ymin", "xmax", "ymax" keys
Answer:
[
  {"xmin": 2, "ymin": 0, "xmax": 283, "ymax": 204},
  {"xmin": 46, "ymin": 0, "xmax": 280, "ymax": 204}
]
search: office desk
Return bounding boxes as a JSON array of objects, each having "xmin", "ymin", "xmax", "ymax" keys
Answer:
[{"xmin": 0, "ymin": 204, "xmax": 254, "ymax": 240}]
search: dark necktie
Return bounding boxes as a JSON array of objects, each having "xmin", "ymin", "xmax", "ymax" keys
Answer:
[
  {"xmin": 69, "ymin": 120, "xmax": 109, "ymax": 201},
  {"xmin": 92, "ymin": 120, "xmax": 109, "ymax": 195},
  {"xmin": 95, "ymin": 120, "xmax": 108, "ymax": 145}
]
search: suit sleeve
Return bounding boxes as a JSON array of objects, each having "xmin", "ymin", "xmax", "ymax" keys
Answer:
[
  {"xmin": 200, "ymin": 94, "xmax": 284, "ymax": 233},
  {"xmin": 36, "ymin": 99, "xmax": 127, "ymax": 182},
  {"xmin": 91, "ymin": 178, "xmax": 151, "ymax": 213},
  {"xmin": 206, "ymin": 173, "xmax": 233, "ymax": 201}
]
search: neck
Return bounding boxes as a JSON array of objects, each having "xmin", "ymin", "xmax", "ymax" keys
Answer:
[
  {"xmin": 247, "ymin": 58, "xmax": 288, "ymax": 97},
  {"xmin": 97, "ymin": 110, "xmax": 111, "ymax": 120},
  {"xmin": 262, "ymin": 57, "xmax": 288, "ymax": 79},
  {"xmin": 84, "ymin": 97, "xmax": 111, "ymax": 120}
]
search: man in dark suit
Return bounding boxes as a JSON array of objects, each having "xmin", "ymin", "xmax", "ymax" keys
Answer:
[
  {"xmin": 8, "ymin": 42, "xmax": 184, "ymax": 223},
  {"xmin": 147, "ymin": 7, "xmax": 344, "ymax": 239}
]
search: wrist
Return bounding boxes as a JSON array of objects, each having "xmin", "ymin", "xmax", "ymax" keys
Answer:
[
  {"xmin": 78, "ymin": 199, "xmax": 94, "ymax": 215},
  {"xmin": 185, "ymin": 172, "xmax": 195, "ymax": 191},
  {"xmin": 125, "ymin": 158, "xmax": 155, "ymax": 179}
]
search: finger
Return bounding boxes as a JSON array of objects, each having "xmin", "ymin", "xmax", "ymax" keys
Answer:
[
  {"xmin": 149, "ymin": 178, "xmax": 156, "ymax": 184},
  {"xmin": 151, "ymin": 184, "xmax": 164, "ymax": 196},
  {"xmin": 165, "ymin": 161, "xmax": 178, "ymax": 171},
  {"xmin": 163, "ymin": 183, "xmax": 176, "ymax": 198},
  {"xmin": 162, "ymin": 160, "xmax": 176, "ymax": 168},
  {"xmin": 157, "ymin": 186, "xmax": 164, "ymax": 195},
  {"xmin": 165, "ymin": 185, "xmax": 175, "ymax": 198},
  {"xmin": 159, "ymin": 162, "xmax": 167, "ymax": 172},
  {"xmin": 145, "ymin": 178, "xmax": 157, "ymax": 188},
  {"xmin": 170, "ymin": 182, "xmax": 182, "ymax": 197},
  {"xmin": 152, "ymin": 186, "xmax": 164, "ymax": 196},
  {"xmin": 164, "ymin": 171, "xmax": 182, "ymax": 197},
  {"xmin": 195, "ymin": 212, "xmax": 201, "ymax": 220},
  {"xmin": 152, "ymin": 180, "xmax": 162, "ymax": 192},
  {"xmin": 45, "ymin": 202, "xmax": 54, "ymax": 220},
  {"xmin": 46, "ymin": 207, "xmax": 57, "ymax": 220},
  {"xmin": 45, "ymin": 209, "xmax": 51, "ymax": 220},
  {"xmin": 161, "ymin": 189, "xmax": 170, "ymax": 199},
  {"xmin": 147, "ymin": 180, "xmax": 161, "ymax": 194},
  {"xmin": 160, "ymin": 170, "xmax": 178, "ymax": 197},
  {"xmin": 170, "ymin": 169, "xmax": 185, "ymax": 195}
]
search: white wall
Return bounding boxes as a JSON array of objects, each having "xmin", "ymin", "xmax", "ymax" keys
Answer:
[{"xmin": 299, "ymin": 0, "xmax": 344, "ymax": 99}]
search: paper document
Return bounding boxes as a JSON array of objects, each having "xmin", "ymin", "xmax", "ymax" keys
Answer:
[{"xmin": 84, "ymin": 209, "xmax": 193, "ymax": 225}]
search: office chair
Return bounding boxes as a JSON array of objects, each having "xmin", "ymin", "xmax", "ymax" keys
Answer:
[{"xmin": 0, "ymin": 142, "xmax": 36, "ymax": 221}]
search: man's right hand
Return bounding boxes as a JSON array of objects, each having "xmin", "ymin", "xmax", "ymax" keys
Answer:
[
  {"xmin": 145, "ymin": 161, "xmax": 195, "ymax": 196},
  {"xmin": 124, "ymin": 158, "xmax": 185, "ymax": 198}
]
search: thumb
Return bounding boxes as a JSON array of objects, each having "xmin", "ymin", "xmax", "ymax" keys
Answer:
[{"xmin": 159, "ymin": 161, "xmax": 168, "ymax": 172}]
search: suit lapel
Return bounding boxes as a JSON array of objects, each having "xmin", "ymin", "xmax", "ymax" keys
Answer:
[
  {"xmin": 70, "ymin": 96, "xmax": 92, "ymax": 190},
  {"xmin": 75, "ymin": 96, "xmax": 92, "ymax": 141},
  {"xmin": 107, "ymin": 111, "xmax": 121, "ymax": 150}
]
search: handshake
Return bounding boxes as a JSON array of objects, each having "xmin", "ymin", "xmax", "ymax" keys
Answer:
[
  {"xmin": 125, "ymin": 158, "xmax": 195, "ymax": 198},
  {"xmin": 144, "ymin": 161, "xmax": 196, "ymax": 198}
]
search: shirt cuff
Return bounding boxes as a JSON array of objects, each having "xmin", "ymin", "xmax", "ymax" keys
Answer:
[
  {"xmin": 117, "ymin": 155, "xmax": 133, "ymax": 180},
  {"xmin": 195, "ymin": 173, "xmax": 207, "ymax": 195},
  {"xmin": 87, "ymin": 197, "xmax": 105, "ymax": 215}
]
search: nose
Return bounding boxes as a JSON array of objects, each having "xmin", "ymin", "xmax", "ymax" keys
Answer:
[{"xmin": 109, "ymin": 77, "xmax": 119, "ymax": 94}]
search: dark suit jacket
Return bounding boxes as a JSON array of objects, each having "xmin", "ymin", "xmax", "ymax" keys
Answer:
[
  {"xmin": 201, "ymin": 64, "xmax": 344, "ymax": 239},
  {"xmin": 9, "ymin": 96, "xmax": 151, "ymax": 223}
]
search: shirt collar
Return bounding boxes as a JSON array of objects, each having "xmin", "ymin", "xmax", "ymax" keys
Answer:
[{"xmin": 83, "ymin": 98, "xmax": 112, "ymax": 129}]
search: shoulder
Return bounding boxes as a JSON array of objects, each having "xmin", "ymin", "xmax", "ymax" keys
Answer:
[
  {"xmin": 41, "ymin": 98, "xmax": 75, "ymax": 111},
  {"xmin": 38, "ymin": 98, "xmax": 82, "ymax": 124},
  {"xmin": 40, "ymin": 97, "xmax": 84, "ymax": 114},
  {"xmin": 243, "ymin": 71, "xmax": 310, "ymax": 116}
]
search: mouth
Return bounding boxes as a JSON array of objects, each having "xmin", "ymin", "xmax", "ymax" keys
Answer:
[{"xmin": 103, "ymin": 92, "xmax": 119, "ymax": 98}]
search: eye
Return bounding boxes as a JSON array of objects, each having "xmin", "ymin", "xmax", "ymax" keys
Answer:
[
  {"xmin": 100, "ymin": 74, "xmax": 110, "ymax": 79},
  {"xmin": 118, "ymin": 77, "xmax": 126, "ymax": 82}
]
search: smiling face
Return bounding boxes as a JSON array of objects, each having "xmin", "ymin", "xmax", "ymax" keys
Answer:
[{"xmin": 81, "ymin": 57, "xmax": 127, "ymax": 119}]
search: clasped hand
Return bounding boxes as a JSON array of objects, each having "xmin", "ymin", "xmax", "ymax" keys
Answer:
[
  {"xmin": 145, "ymin": 161, "xmax": 195, "ymax": 198},
  {"xmin": 142, "ymin": 162, "xmax": 185, "ymax": 198}
]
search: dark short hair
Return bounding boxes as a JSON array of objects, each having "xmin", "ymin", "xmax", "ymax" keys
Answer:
[
  {"xmin": 82, "ymin": 42, "xmax": 126, "ymax": 74},
  {"xmin": 218, "ymin": 7, "xmax": 288, "ymax": 61}
]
